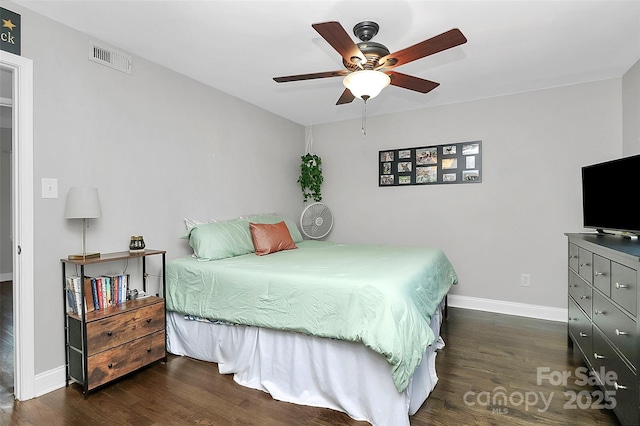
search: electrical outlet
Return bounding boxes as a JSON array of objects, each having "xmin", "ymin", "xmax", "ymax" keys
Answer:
[{"xmin": 521, "ymin": 273, "xmax": 531, "ymax": 287}]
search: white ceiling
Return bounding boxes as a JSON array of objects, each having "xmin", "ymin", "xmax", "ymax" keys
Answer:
[{"xmin": 11, "ymin": 0, "xmax": 640, "ymax": 126}]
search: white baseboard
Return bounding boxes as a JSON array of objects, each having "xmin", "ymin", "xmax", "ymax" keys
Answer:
[
  {"xmin": 35, "ymin": 365, "xmax": 65, "ymax": 397},
  {"xmin": 0, "ymin": 272, "xmax": 12, "ymax": 282},
  {"xmin": 448, "ymin": 294, "xmax": 567, "ymax": 323}
]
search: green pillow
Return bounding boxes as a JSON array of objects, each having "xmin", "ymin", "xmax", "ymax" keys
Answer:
[{"xmin": 188, "ymin": 219, "xmax": 254, "ymax": 260}]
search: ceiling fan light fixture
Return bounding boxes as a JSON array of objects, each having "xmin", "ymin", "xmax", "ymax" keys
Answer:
[{"xmin": 343, "ymin": 70, "xmax": 390, "ymax": 100}]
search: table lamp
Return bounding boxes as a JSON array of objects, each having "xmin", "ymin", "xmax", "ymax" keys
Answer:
[{"xmin": 65, "ymin": 187, "xmax": 102, "ymax": 260}]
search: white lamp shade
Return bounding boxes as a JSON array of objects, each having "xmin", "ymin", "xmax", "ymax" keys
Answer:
[
  {"xmin": 65, "ymin": 187, "xmax": 102, "ymax": 219},
  {"xmin": 343, "ymin": 70, "xmax": 391, "ymax": 100}
]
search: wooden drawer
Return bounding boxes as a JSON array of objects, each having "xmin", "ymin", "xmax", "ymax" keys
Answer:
[
  {"xmin": 568, "ymin": 297, "xmax": 592, "ymax": 364},
  {"xmin": 87, "ymin": 330, "xmax": 165, "ymax": 390},
  {"xmin": 87, "ymin": 301, "xmax": 165, "ymax": 356},
  {"xmin": 578, "ymin": 247, "xmax": 593, "ymax": 284},
  {"xmin": 569, "ymin": 271, "xmax": 592, "ymax": 318},
  {"xmin": 593, "ymin": 254, "xmax": 611, "ymax": 297},
  {"xmin": 610, "ymin": 262, "xmax": 637, "ymax": 317},
  {"xmin": 568, "ymin": 243, "xmax": 579, "ymax": 272},
  {"xmin": 592, "ymin": 329, "xmax": 639, "ymax": 426},
  {"xmin": 592, "ymin": 292, "xmax": 638, "ymax": 368}
]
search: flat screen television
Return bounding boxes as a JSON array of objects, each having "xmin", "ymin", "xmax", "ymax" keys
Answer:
[{"xmin": 581, "ymin": 154, "xmax": 640, "ymax": 235}]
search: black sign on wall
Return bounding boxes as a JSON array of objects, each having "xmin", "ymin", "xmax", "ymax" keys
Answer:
[{"xmin": 1, "ymin": 7, "xmax": 21, "ymax": 55}]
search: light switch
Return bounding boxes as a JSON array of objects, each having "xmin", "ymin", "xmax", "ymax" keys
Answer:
[{"xmin": 41, "ymin": 178, "xmax": 58, "ymax": 199}]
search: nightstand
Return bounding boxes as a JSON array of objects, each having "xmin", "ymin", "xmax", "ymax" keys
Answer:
[{"xmin": 61, "ymin": 249, "xmax": 167, "ymax": 394}]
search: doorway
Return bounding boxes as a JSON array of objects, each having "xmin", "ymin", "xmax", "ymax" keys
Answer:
[
  {"xmin": 0, "ymin": 52, "xmax": 35, "ymax": 401},
  {"xmin": 0, "ymin": 66, "xmax": 14, "ymax": 406}
]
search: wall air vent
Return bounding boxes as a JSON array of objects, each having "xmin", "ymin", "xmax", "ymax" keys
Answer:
[{"xmin": 88, "ymin": 41, "xmax": 132, "ymax": 74}]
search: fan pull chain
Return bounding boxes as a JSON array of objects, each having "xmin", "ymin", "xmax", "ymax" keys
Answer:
[{"xmin": 361, "ymin": 96, "xmax": 368, "ymax": 138}]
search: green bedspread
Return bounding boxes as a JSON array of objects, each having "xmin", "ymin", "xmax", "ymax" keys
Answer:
[{"xmin": 166, "ymin": 240, "xmax": 458, "ymax": 392}]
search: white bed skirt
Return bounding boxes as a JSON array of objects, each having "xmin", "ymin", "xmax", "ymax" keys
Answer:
[{"xmin": 166, "ymin": 302, "xmax": 445, "ymax": 426}]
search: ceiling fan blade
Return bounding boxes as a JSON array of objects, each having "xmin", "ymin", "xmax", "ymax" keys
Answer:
[
  {"xmin": 336, "ymin": 88, "xmax": 355, "ymax": 105},
  {"xmin": 274, "ymin": 70, "xmax": 348, "ymax": 83},
  {"xmin": 312, "ymin": 21, "xmax": 366, "ymax": 65},
  {"xmin": 379, "ymin": 28, "xmax": 467, "ymax": 69},
  {"xmin": 387, "ymin": 71, "xmax": 440, "ymax": 94}
]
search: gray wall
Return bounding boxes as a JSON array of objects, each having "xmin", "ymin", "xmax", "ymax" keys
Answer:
[
  {"xmin": 310, "ymin": 79, "xmax": 623, "ymax": 310},
  {"xmin": 9, "ymin": 2, "xmax": 304, "ymax": 375},
  {"xmin": 622, "ymin": 59, "xmax": 640, "ymax": 156}
]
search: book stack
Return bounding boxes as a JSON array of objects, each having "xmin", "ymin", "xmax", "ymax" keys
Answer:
[{"xmin": 65, "ymin": 274, "xmax": 130, "ymax": 314}]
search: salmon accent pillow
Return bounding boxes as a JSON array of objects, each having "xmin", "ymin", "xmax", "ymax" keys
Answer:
[{"xmin": 249, "ymin": 221, "xmax": 298, "ymax": 256}]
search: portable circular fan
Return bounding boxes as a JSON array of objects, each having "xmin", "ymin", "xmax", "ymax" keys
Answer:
[{"xmin": 300, "ymin": 202, "xmax": 333, "ymax": 239}]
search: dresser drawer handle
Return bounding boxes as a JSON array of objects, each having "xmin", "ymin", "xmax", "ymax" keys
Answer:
[
  {"xmin": 108, "ymin": 363, "xmax": 113, "ymax": 369},
  {"xmin": 147, "ymin": 348, "xmax": 152, "ymax": 353},
  {"xmin": 594, "ymin": 310, "xmax": 604, "ymax": 315},
  {"xmin": 613, "ymin": 381, "xmax": 627, "ymax": 390},
  {"xmin": 569, "ymin": 255, "xmax": 577, "ymax": 259},
  {"xmin": 580, "ymin": 295, "xmax": 589, "ymax": 300},
  {"xmin": 615, "ymin": 329, "xmax": 628, "ymax": 336},
  {"xmin": 107, "ymin": 331, "xmax": 112, "ymax": 336},
  {"xmin": 594, "ymin": 271, "xmax": 605, "ymax": 277},
  {"xmin": 580, "ymin": 262, "xmax": 589, "ymax": 267},
  {"xmin": 569, "ymin": 284, "xmax": 577, "ymax": 288},
  {"xmin": 146, "ymin": 318, "xmax": 152, "ymax": 323},
  {"xmin": 579, "ymin": 332, "xmax": 588, "ymax": 337},
  {"xmin": 615, "ymin": 282, "xmax": 629, "ymax": 289},
  {"xmin": 594, "ymin": 353, "xmax": 605, "ymax": 359}
]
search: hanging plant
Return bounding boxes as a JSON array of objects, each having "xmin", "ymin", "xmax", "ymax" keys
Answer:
[{"xmin": 298, "ymin": 153, "xmax": 323, "ymax": 202}]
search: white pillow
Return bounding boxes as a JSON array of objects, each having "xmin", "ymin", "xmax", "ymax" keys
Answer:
[{"xmin": 184, "ymin": 217, "xmax": 217, "ymax": 231}]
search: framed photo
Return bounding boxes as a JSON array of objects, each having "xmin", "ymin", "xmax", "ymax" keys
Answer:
[
  {"xmin": 378, "ymin": 141, "xmax": 482, "ymax": 187},
  {"xmin": 398, "ymin": 162, "xmax": 412, "ymax": 172},
  {"xmin": 443, "ymin": 145, "xmax": 456, "ymax": 155},
  {"xmin": 380, "ymin": 175, "xmax": 394, "ymax": 185},
  {"xmin": 416, "ymin": 148, "xmax": 437, "ymax": 165},
  {"xmin": 380, "ymin": 151, "xmax": 394, "ymax": 162},
  {"xmin": 442, "ymin": 158, "xmax": 457, "ymax": 169}
]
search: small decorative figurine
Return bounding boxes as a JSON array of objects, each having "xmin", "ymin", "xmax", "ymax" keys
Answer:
[{"xmin": 129, "ymin": 235, "xmax": 146, "ymax": 254}]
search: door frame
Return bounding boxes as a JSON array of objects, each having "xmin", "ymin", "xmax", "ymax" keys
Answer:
[{"xmin": 1, "ymin": 51, "xmax": 35, "ymax": 400}]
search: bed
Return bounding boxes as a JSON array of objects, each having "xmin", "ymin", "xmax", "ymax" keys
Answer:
[{"xmin": 165, "ymin": 215, "xmax": 458, "ymax": 425}]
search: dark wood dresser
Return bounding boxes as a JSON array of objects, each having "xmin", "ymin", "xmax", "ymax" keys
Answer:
[{"xmin": 566, "ymin": 233, "xmax": 639, "ymax": 425}]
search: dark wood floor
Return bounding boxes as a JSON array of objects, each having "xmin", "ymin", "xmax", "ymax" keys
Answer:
[
  {"xmin": 0, "ymin": 280, "xmax": 13, "ymax": 411},
  {"xmin": 0, "ymin": 307, "xmax": 620, "ymax": 425}
]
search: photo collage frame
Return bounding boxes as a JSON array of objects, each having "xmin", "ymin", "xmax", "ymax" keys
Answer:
[{"xmin": 379, "ymin": 141, "xmax": 482, "ymax": 187}]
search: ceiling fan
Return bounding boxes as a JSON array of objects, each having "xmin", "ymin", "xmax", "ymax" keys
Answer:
[{"xmin": 273, "ymin": 21, "xmax": 467, "ymax": 105}]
